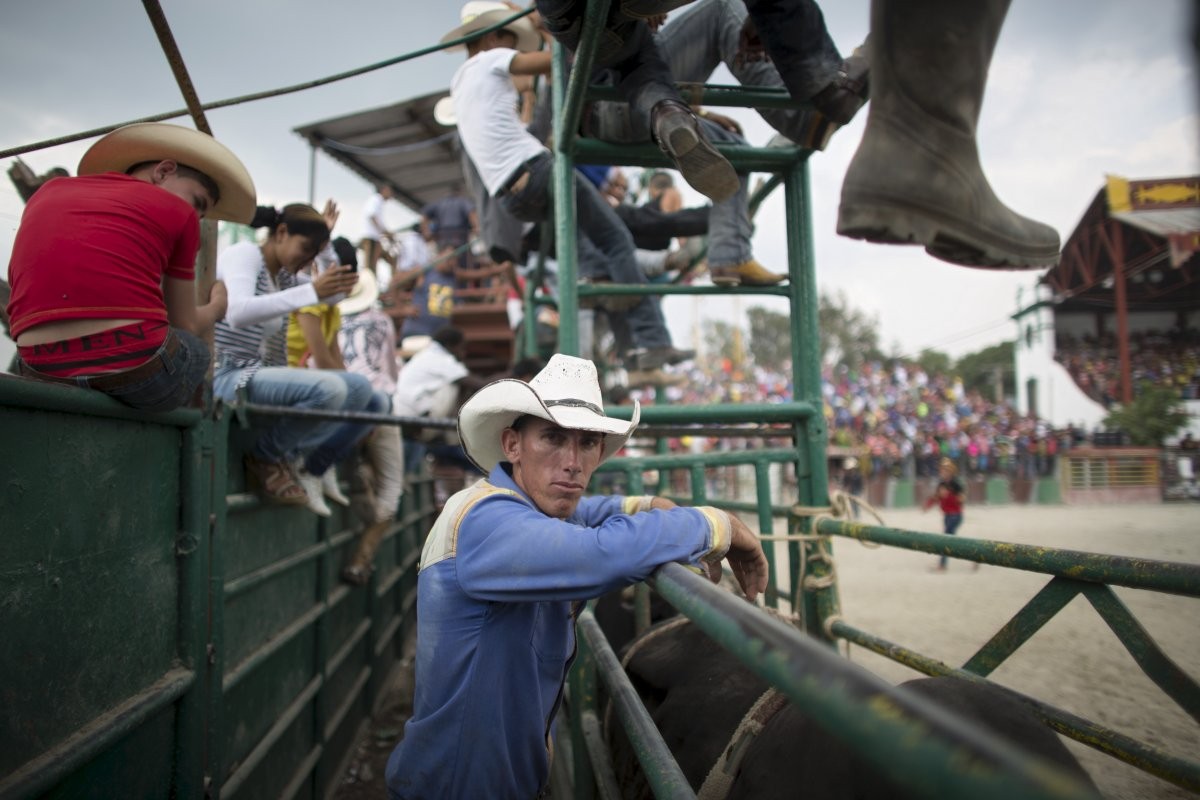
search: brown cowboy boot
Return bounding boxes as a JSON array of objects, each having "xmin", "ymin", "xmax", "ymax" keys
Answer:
[{"xmin": 837, "ymin": 0, "xmax": 1060, "ymax": 270}]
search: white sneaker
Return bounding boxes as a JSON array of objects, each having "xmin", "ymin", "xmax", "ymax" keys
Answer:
[
  {"xmin": 322, "ymin": 469, "xmax": 350, "ymax": 506},
  {"xmin": 296, "ymin": 469, "xmax": 332, "ymax": 517}
]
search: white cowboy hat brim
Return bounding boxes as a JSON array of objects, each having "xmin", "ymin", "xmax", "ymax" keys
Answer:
[
  {"xmin": 78, "ymin": 122, "xmax": 256, "ymax": 224},
  {"xmin": 339, "ymin": 268, "xmax": 379, "ymax": 315},
  {"xmin": 433, "ymin": 96, "xmax": 457, "ymax": 127},
  {"xmin": 440, "ymin": 8, "xmax": 540, "ymax": 53},
  {"xmin": 458, "ymin": 378, "xmax": 640, "ymax": 473}
]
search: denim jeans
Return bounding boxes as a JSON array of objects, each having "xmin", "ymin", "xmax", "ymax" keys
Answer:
[
  {"xmin": 214, "ymin": 366, "xmax": 386, "ymax": 476},
  {"xmin": 536, "ymin": 0, "xmax": 680, "ymax": 121},
  {"xmin": 90, "ymin": 327, "xmax": 212, "ymax": 413},
  {"xmin": 741, "ymin": 0, "xmax": 843, "ymax": 102},
  {"xmin": 939, "ymin": 512, "xmax": 963, "ymax": 569},
  {"xmin": 500, "ymin": 153, "xmax": 671, "ymax": 350}
]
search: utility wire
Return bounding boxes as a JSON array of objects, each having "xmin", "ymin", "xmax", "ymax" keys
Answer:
[{"xmin": 0, "ymin": 8, "xmax": 533, "ymax": 161}]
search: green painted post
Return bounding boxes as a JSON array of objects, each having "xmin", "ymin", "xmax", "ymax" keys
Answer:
[
  {"xmin": 569, "ymin": 625, "xmax": 598, "ymax": 800},
  {"xmin": 208, "ymin": 410, "xmax": 232, "ymax": 798},
  {"xmin": 550, "ymin": 40, "xmax": 579, "ymax": 356},
  {"xmin": 754, "ymin": 461, "xmax": 780, "ymax": 608},
  {"xmin": 1036, "ymin": 478, "xmax": 1062, "ymax": 504},
  {"xmin": 986, "ymin": 477, "xmax": 1010, "ymax": 505},
  {"xmin": 784, "ymin": 159, "xmax": 833, "ymax": 640},
  {"xmin": 892, "ymin": 478, "xmax": 915, "ymax": 508}
]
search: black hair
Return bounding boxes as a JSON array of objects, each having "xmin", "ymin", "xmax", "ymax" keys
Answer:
[
  {"xmin": 608, "ymin": 385, "xmax": 631, "ymax": 404},
  {"xmin": 432, "ymin": 326, "xmax": 464, "ymax": 349},
  {"xmin": 251, "ymin": 203, "xmax": 330, "ymax": 248},
  {"xmin": 511, "ymin": 356, "xmax": 544, "ymax": 382},
  {"xmin": 126, "ymin": 160, "xmax": 220, "ymax": 204},
  {"xmin": 509, "ymin": 414, "xmax": 536, "ymax": 432},
  {"xmin": 332, "ymin": 236, "xmax": 358, "ymax": 268}
]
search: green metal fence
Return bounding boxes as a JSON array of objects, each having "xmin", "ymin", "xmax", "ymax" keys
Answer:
[{"xmin": 0, "ymin": 377, "xmax": 435, "ymax": 799}]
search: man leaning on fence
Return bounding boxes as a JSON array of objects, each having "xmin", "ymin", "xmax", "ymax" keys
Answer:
[{"xmin": 385, "ymin": 354, "xmax": 768, "ymax": 800}]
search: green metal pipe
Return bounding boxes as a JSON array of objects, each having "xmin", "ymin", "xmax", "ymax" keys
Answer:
[
  {"xmin": 575, "ymin": 140, "xmax": 804, "ymax": 171},
  {"xmin": 605, "ymin": 403, "xmax": 815, "ymax": 424},
  {"xmin": 576, "ymin": 611, "xmax": 697, "ymax": 799},
  {"xmin": 580, "ymin": 710, "xmax": 623, "ymax": 800},
  {"xmin": 222, "ymin": 531, "xmax": 355, "ymax": 598},
  {"xmin": 650, "ymin": 563, "xmax": 1101, "ymax": 800},
  {"xmin": 220, "ymin": 677, "xmax": 323, "ymax": 798},
  {"xmin": 963, "ymin": 577, "xmax": 1082, "ymax": 677},
  {"xmin": 577, "ymin": 283, "xmax": 791, "ymax": 298},
  {"xmin": 831, "ymin": 620, "xmax": 1200, "ymax": 793},
  {"xmin": 551, "ymin": 39, "xmax": 579, "ymax": 355},
  {"xmin": 601, "ymin": 446, "xmax": 800, "ymax": 470},
  {"xmin": 173, "ymin": 421, "xmax": 212, "ymax": 799},
  {"xmin": 656, "ymin": 494, "xmax": 792, "ymax": 518},
  {"xmin": 569, "ymin": 626, "xmax": 598, "ymax": 800},
  {"xmin": 556, "ymin": 0, "xmax": 611, "ymax": 157},
  {"xmin": 817, "ymin": 519, "xmax": 1200, "ymax": 596},
  {"xmin": 209, "ymin": 410, "xmax": 233, "ymax": 796},
  {"xmin": 586, "ymin": 82, "xmax": 801, "ymax": 110},
  {"xmin": 0, "ymin": 376, "xmax": 201, "ymax": 427},
  {"xmin": 0, "ymin": 668, "xmax": 194, "ymax": 800}
]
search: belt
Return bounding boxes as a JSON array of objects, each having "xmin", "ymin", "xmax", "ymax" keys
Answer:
[
  {"xmin": 496, "ymin": 154, "xmax": 548, "ymax": 197},
  {"xmin": 18, "ymin": 331, "xmax": 182, "ymax": 392}
]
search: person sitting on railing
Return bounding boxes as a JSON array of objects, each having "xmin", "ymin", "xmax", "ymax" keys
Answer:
[
  {"xmin": 213, "ymin": 203, "xmax": 386, "ymax": 511},
  {"xmin": 5, "ymin": 123, "xmax": 253, "ymax": 411},
  {"xmin": 384, "ymin": 353, "xmax": 768, "ymax": 800},
  {"xmin": 441, "ymin": 2, "xmax": 694, "ymax": 372}
]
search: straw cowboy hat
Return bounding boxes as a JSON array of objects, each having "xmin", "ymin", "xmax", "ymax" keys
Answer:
[
  {"xmin": 433, "ymin": 96, "xmax": 457, "ymax": 127},
  {"xmin": 458, "ymin": 354, "xmax": 641, "ymax": 473},
  {"xmin": 78, "ymin": 122, "xmax": 256, "ymax": 223},
  {"xmin": 339, "ymin": 269, "xmax": 380, "ymax": 316},
  {"xmin": 440, "ymin": 1, "xmax": 541, "ymax": 53}
]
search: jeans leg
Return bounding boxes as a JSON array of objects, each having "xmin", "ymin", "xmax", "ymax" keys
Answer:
[
  {"xmin": 657, "ymin": 0, "xmax": 819, "ymax": 142},
  {"xmin": 572, "ymin": 174, "xmax": 670, "ymax": 349},
  {"xmin": 742, "ymin": 0, "xmax": 843, "ymax": 101},
  {"xmin": 242, "ymin": 368, "xmax": 355, "ymax": 463},
  {"xmin": 940, "ymin": 513, "xmax": 962, "ymax": 569},
  {"xmin": 304, "ymin": 384, "xmax": 388, "ymax": 476},
  {"xmin": 698, "ymin": 118, "xmax": 751, "ymax": 268}
]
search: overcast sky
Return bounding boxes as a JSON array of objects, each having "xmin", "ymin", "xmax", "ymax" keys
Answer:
[{"xmin": 1, "ymin": 0, "xmax": 1196, "ymax": 365}]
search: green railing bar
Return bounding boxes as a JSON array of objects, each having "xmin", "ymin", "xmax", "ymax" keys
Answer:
[
  {"xmin": 569, "ymin": 621, "xmax": 598, "ymax": 800},
  {"xmin": 830, "ymin": 620, "xmax": 1200, "ymax": 793},
  {"xmin": 551, "ymin": 37, "xmax": 579, "ymax": 355},
  {"xmin": 222, "ymin": 528, "xmax": 357, "ymax": 598},
  {"xmin": 221, "ymin": 676, "xmax": 322, "ymax": 798},
  {"xmin": 585, "ymin": 82, "xmax": 802, "ymax": 111},
  {"xmin": 222, "ymin": 600, "xmax": 327, "ymax": 692},
  {"xmin": 600, "ymin": 446, "xmax": 802, "ymax": 470},
  {"xmin": 1081, "ymin": 583, "xmax": 1200, "ymax": 723},
  {"xmin": 324, "ymin": 666, "xmax": 371, "ymax": 744},
  {"xmin": 280, "ymin": 746, "xmax": 324, "ymax": 800},
  {"xmin": 749, "ymin": 174, "xmax": 783, "ymax": 218},
  {"xmin": 0, "ymin": 669, "xmax": 194, "ymax": 800},
  {"xmin": 556, "ymin": 0, "xmax": 611, "ymax": 157},
  {"xmin": 576, "ymin": 610, "xmax": 696, "ymax": 799},
  {"xmin": 650, "ymin": 563, "xmax": 1101, "ymax": 800},
  {"xmin": 659, "ymin": 494, "xmax": 793, "ymax": 518},
  {"xmin": 962, "ymin": 577, "xmax": 1083, "ymax": 677},
  {"xmin": 607, "ymin": 402, "xmax": 815, "ymax": 423},
  {"xmin": 575, "ymin": 139, "xmax": 805, "ymax": 171},
  {"xmin": 209, "ymin": 412, "xmax": 233, "ymax": 795},
  {"xmin": 817, "ymin": 519, "xmax": 1200, "ymax": 596},
  {"xmin": 577, "ymin": 283, "xmax": 791, "ymax": 298},
  {"xmin": 580, "ymin": 710, "xmax": 623, "ymax": 800},
  {"xmin": 0, "ymin": 375, "xmax": 201, "ymax": 427}
]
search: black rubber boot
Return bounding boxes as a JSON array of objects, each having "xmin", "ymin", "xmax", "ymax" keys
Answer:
[{"xmin": 837, "ymin": 0, "xmax": 1060, "ymax": 270}]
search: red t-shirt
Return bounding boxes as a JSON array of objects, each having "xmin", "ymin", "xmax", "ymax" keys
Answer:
[{"xmin": 6, "ymin": 172, "xmax": 200, "ymax": 338}]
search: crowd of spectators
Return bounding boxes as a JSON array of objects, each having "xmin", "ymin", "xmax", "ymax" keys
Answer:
[{"xmin": 1055, "ymin": 327, "xmax": 1200, "ymax": 405}]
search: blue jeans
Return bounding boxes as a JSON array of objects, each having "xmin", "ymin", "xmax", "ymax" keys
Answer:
[
  {"xmin": 536, "ymin": 0, "xmax": 681, "ymax": 120},
  {"xmin": 19, "ymin": 326, "xmax": 211, "ymax": 413},
  {"xmin": 740, "ymin": 0, "xmax": 843, "ymax": 102},
  {"xmin": 500, "ymin": 153, "xmax": 671, "ymax": 350},
  {"xmin": 939, "ymin": 513, "xmax": 963, "ymax": 569},
  {"xmin": 214, "ymin": 366, "xmax": 386, "ymax": 476}
]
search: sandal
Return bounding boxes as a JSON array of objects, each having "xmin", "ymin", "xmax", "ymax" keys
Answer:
[{"xmin": 245, "ymin": 456, "xmax": 308, "ymax": 505}]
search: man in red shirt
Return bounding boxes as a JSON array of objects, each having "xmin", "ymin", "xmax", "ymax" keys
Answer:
[{"xmin": 6, "ymin": 122, "xmax": 255, "ymax": 411}]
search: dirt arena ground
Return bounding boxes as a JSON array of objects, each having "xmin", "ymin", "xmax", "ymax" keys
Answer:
[
  {"xmin": 812, "ymin": 503, "xmax": 1200, "ymax": 800},
  {"xmin": 338, "ymin": 502, "xmax": 1198, "ymax": 799}
]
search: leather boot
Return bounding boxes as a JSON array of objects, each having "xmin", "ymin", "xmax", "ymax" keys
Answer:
[
  {"xmin": 651, "ymin": 100, "xmax": 739, "ymax": 203},
  {"xmin": 837, "ymin": 0, "xmax": 1060, "ymax": 270}
]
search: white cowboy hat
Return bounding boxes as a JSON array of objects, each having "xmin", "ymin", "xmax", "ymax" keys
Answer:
[
  {"xmin": 339, "ymin": 269, "xmax": 380, "ymax": 316},
  {"xmin": 440, "ymin": 1, "xmax": 540, "ymax": 53},
  {"xmin": 78, "ymin": 122, "xmax": 256, "ymax": 223},
  {"xmin": 433, "ymin": 96, "xmax": 457, "ymax": 127},
  {"xmin": 458, "ymin": 354, "xmax": 641, "ymax": 473}
]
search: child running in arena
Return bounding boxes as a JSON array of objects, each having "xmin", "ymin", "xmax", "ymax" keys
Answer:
[{"xmin": 924, "ymin": 457, "xmax": 966, "ymax": 572}]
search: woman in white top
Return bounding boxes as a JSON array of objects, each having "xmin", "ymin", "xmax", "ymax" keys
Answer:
[{"xmin": 213, "ymin": 203, "xmax": 385, "ymax": 512}]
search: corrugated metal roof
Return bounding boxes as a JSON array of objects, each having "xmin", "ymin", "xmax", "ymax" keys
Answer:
[
  {"xmin": 1111, "ymin": 207, "xmax": 1200, "ymax": 239},
  {"xmin": 293, "ymin": 90, "xmax": 464, "ymax": 214}
]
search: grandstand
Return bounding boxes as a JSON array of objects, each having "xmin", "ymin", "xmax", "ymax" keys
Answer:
[{"xmin": 1014, "ymin": 174, "xmax": 1200, "ymax": 439}]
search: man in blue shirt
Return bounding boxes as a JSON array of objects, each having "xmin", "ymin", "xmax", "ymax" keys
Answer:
[{"xmin": 385, "ymin": 354, "xmax": 768, "ymax": 799}]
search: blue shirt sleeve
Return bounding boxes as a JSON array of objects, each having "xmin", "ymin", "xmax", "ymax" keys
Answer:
[{"xmin": 454, "ymin": 493, "xmax": 714, "ymax": 602}]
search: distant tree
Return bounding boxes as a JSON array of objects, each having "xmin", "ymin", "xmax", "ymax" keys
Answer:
[
  {"xmin": 956, "ymin": 341, "xmax": 1016, "ymax": 400},
  {"xmin": 747, "ymin": 306, "xmax": 792, "ymax": 370},
  {"xmin": 1103, "ymin": 384, "xmax": 1189, "ymax": 446},
  {"xmin": 913, "ymin": 348, "xmax": 952, "ymax": 378},
  {"xmin": 819, "ymin": 290, "xmax": 884, "ymax": 368},
  {"xmin": 702, "ymin": 318, "xmax": 741, "ymax": 366}
]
